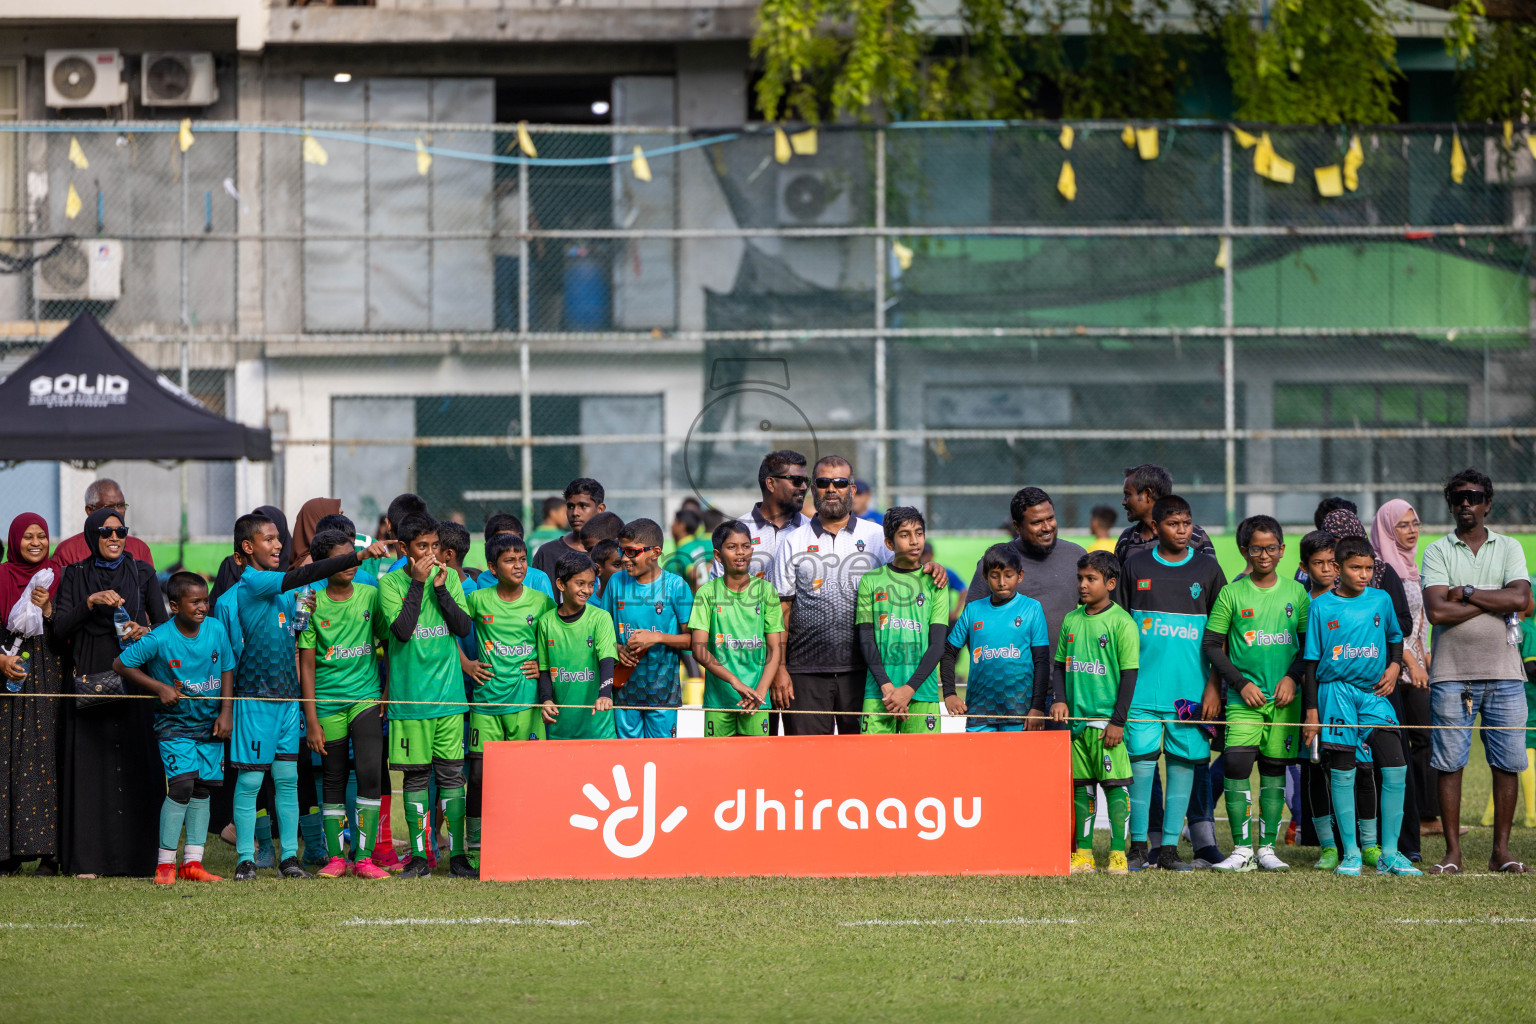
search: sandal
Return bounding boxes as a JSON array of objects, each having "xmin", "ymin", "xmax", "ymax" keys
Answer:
[
  {"xmin": 1493, "ymin": 860, "xmax": 1530, "ymax": 874},
  {"xmin": 1427, "ymin": 862, "xmax": 1462, "ymax": 875}
]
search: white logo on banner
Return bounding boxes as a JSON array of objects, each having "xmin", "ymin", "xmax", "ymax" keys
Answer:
[
  {"xmin": 568, "ymin": 762, "xmax": 687, "ymax": 859},
  {"xmin": 28, "ymin": 373, "xmax": 129, "ymax": 408}
]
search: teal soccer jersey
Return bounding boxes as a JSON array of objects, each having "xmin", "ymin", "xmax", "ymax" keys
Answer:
[
  {"xmin": 233, "ymin": 566, "xmax": 302, "ymax": 699},
  {"xmin": 947, "ymin": 592, "xmax": 1048, "ymax": 723},
  {"xmin": 1123, "ymin": 546, "xmax": 1226, "ymax": 710},
  {"xmin": 1304, "ymin": 589, "xmax": 1403, "ymax": 690},
  {"xmin": 120, "ymin": 618, "xmax": 235, "ymax": 740},
  {"xmin": 598, "ymin": 571, "xmax": 694, "ymax": 707},
  {"xmin": 214, "ymin": 587, "xmax": 244, "ymax": 663}
]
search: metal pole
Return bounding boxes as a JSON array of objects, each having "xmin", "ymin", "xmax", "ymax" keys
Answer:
[
  {"xmin": 520, "ymin": 341, "xmax": 533, "ymax": 526},
  {"xmin": 873, "ymin": 128, "xmax": 889, "ymax": 509},
  {"xmin": 180, "ymin": 145, "xmax": 191, "ymax": 556},
  {"xmin": 518, "ymin": 159, "xmax": 530, "ymax": 335},
  {"xmin": 1222, "ymin": 130, "xmax": 1236, "ymax": 533}
]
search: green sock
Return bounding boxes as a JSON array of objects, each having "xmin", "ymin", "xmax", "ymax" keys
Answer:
[
  {"xmin": 1106, "ymin": 787, "xmax": 1129, "ymax": 852},
  {"xmin": 158, "ymin": 796, "xmax": 190, "ymax": 857},
  {"xmin": 1222, "ymin": 777, "xmax": 1252, "ymax": 847},
  {"xmin": 404, "ymin": 789, "xmax": 430, "ymax": 859},
  {"xmin": 1258, "ymin": 774, "xmax": 1286, "ymax": 847},
  {"xmin": 467, "ymin": 816, "xmax": 481, "ymax": 853},
  {"xmin": 442, "ymin": 786, "xmax": 467, "ymax": 857},
  {"xmin": 1073, "ymin": 786, "xmax": 1094, "ymax": 850},
  {"xmin": 355, "ymin": 797, "xmax": 379, "ymax": 860},
  {"xmin": 1329, "ymin": 768, "xmax": 1359, "ymax": 858},
  {"xmin": 322, "ymin": 803, "xmax": 346, "ymax": 860}
]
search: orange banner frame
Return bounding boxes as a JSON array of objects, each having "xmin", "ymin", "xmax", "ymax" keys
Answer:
[{"xmin": 481, "ymin": 732, "xmax": 1071, "ymax": 880}]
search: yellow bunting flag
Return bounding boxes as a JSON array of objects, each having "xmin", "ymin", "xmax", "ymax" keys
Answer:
[
  {"xmin": 65, "ymin": 183, "xmax": 82, "ymax": 220},
  {"xmin": 1314, "ymin": 164, "xmax": 1344, "ymax": 198},
  {"xmin": 631, "ymin": 145, "xmax": 652, "ymax": 182},
  {"xmin": 1268, "ymin": 152, "xmax": 1295, "ymax": 184},
  {"xmin": 1215, "ymin": 237, "xmax": 1230, "ymax": 269},
  {"xmin": 774, "ymin": 127, "xmax": 792, "ymax": 164},
  {"xmin": 1343, "ymin": 134, "xmax": 1364, "ymax": 191},
  {"xmin": 302, "ymin": 133, "xmax": 328, "ymax": 166},
  {"xmin": 67, "ymin": 137, "xmax": 89, "ymax": 170},
  {"xmin": 1254, "ymin": 132, "xmax": 1294, "ymax": 184},
  {"xmin": 1529, "ymin": 135, "xmax": 1536, "ymax": 160},
  {"xmin": 891, "ymin": 240, "xmax": 914, "ymax": 271},
  {"xmin": 1059, "ymin": 125, "xmax": 1074, "ymax": 151},
  {"xmin": 790, "ymin": 128, "xmax": 818, "ymax": 156},
  {"xmin": 415, "ymin": 137, "xmax": 432, "ymax": 176},
  {"xmin": 1057, "ymin": 160, "xmax": 1077, "ymax": 201},
  {"xmin": 1136, "ymin": 127, "xmax": 1159, "ymax": 161},
  {"xmin": 1121, "ymin": 125, "xmax": 1135, "ymax": 148},
  {"xmin": 178, "ymin": 118, "xmax": 194, "ymax": 153},
  {"xmin": 516, "ymin": 121, "xmax": 537, "ymax": 158},
  {"xmin": 1450, "ymin": 132, "xmax": 1466, "ymax": 184},
  {"xmin": 1233, "ymin": 127, "xmax": 1257, "ymax": 149},
  {"xmin": 1505, "ymin": 120, "xmax": 1514, "ymax": 149}
]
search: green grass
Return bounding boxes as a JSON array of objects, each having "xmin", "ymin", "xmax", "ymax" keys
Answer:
[{"xmin": 2, "ymin": 766, "xmax": 1533, "ymax": 1023}]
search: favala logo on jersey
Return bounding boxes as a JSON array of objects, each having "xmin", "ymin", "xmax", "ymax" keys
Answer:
[
  {"xmin": 1330, "ymin": 642, "xmax": 1380, "ymax": 662},
  {"xmin": 28, "ymin": 372, "xmax": 130, "ymax": 408},
  {"xmin": 1241, "ymin": 628, "xmax": 1292, "ymax": 647},
  {"xmin": 972, "ymin": 643, "xmax": 1021, "ymax": 664}
]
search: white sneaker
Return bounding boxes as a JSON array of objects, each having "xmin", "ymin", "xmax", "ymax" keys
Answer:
[
  {"xmin": 1212, "ymin": 847, "xmax": 1256, "ymax": 872},
  {"xmin": 1256, "ymin": 845, "xmax": 1290, "ymax": 871}
]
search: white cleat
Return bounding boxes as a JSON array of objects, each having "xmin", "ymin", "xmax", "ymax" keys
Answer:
[
  {"xmin": 1255, "ymin": 845, "xmax": 1290, "ymax": 871},
  {"xmin": 1212, "ymin": 847, "xmax": 1257, "ymax": 872}
]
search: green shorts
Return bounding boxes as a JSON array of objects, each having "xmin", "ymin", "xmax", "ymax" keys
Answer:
[
  {"xmin": 1225, "ymin": 699, "xmax": 1303, "ymax": 762},
  {"xmin": 1125, "ymin": 708, "xmax": 1211, "ymax": 762},
  {"xmin": 705, "ymin": 709, "xmax": 771, "ymax": 737},
  {"xmin": 389, "ymin": 715, "xmax": 465, "ymax": 768},
  {"xmin": 860, "ymin": 698, "xmax": 941, "ymax": 735},
  {"xmin": 316, "ymin": 701, "xmax": 378, "ymax": 743},
  {"xmin": 468, "ymin": 709, "xmax": 545, "ymax": 755},
  {"xmin": 1071, "ymin": 725, "xmax": 1132, "ymax": 786}
]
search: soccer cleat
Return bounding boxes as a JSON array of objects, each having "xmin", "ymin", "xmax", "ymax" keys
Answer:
[
  {"xmin": 153, "ymin": 863, "xmax": 177, "ymax": 885},
  {"xmin": 397, "ymin": 856, "xmax": 432, "ymax": 879},
  {"xmin": 1376, "ymin": 851, "xmax": 1422, "ymax": 877},
  {"xmin": 1126, "ymin": 841, "xmax": 1151, "ymax": 873},
  {"xmin": 1335, "ymin": 853, "xmax": 1362, "ymax": 877},
  {"xmin": 177, "ymin": 861, "xmax": 223, "ymax": 882},
  {"xmin": 1106, "ymin": 850, "xmax": 1129, "ymax": 876},
  {"xmin": 1315, "ymin": 847, "xmax": 1340, "ymax": 871},
  {"xmin": 351, "ymin": 858, "xmax": 391, "ymax": 880},
  {"xmin": 1069, "ymin": 850, "xmax": 1097, "ymax": 874},
  {"xmin": 316, "ymin": 857, "xmax": 348, "ymax": 879},
  {"xmin": 253, "ymin": 839, "xmax": 276, "ymax": 870},
  {"xmin": 1154, "ymin": 846, "xmax": 1193, "ymax": 871},
  {"xmin": 449, "ymin": 855, "xmax": 480, "ymax": 880},
  {"xmin": 1255, "ymin": 846, "xmax": 1290, "ymax": 872},
  {"xmin": 278, "ymin": 857, "xmax": 312, "ymax": 879},
  {"xmin": 371, "ymin": 844, "xmax": 403, "ymax": 871},
  {"xmin": 1285, "ymin": 820, "xmax": 1300, "ymax": 845},
  {"xmin": 302, "ymin": 849, "xmax": 328, "ymax": 869},
  {"xmin": 1212, "ymin": 847, "xmax": 1257, "ymax": 873},
  {"xmin": 233, "ymin": 860, "xmax": 258, "ymax": 881},
  {"xmin": 1361, "ymin": 845, "xmax": 1381, "ymax": 869},
  {"xmin": 1192, "ymin": 847, "xmax": 1223, "ymax": 870}
]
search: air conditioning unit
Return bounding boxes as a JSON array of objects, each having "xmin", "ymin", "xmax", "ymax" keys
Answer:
[
  {"xmin": 776, "ymin": 168, "xmax": 853, "ymax": 227},
  {"xmin": 45, "ymin": 50, "xmax": 127, "ymax": 109},
  {"xmin": 35, "ymin": 239, "xmax": 124, "ymax": 302},
  {"xmin": 141, "ymin": 52, "xmax": 219, "ymax": 107}
]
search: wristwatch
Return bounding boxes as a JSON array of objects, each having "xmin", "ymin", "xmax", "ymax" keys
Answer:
[{"xmin": 1460, "ymin": 584, "xmax": 1476, "ymax": 603}]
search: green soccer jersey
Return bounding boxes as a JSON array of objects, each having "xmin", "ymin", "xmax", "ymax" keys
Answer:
[
  {"xmin": 375, "ymin": 570, "xmax": 470, "ymax": 721},
  {"xmin": 468, "ymin": 584, "xmax": 555, "ymax": 715},
  {"xmin": 855, "ymin": 564, "xmax": 948, "ymax": 702},
  {"xmin": 1206, "ymin": 576, "xmax": 1310, "ymax": 702},
  {"xmin": 664, "ymin": 535, "xmax": 711, "ymax": 582},
  {"xmin": 1055, "ymin": 603, "xmax": 1140, "ymax": 731},
  {"xmin": 297, "ymin": 584, "xmax": 381, "ymax": 717},
  {"xmin": 537, "ymin": 603, "xmax": 619, "ymax": 740},
  {"xmin": 687, "ymin": 576, "xmax": 784, "ymax": 710}
]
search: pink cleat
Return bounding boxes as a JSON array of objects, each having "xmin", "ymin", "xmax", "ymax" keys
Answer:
[
  {"xmin": 316, "ymin": 857, "xmax": 348, "ymax": 878},
  {"xmin": 351, "ymin": 857, "xmax": 390, "ymax": 879}
]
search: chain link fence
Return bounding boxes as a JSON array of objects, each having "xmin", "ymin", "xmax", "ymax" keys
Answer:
[{"xmin": 1, "ymin": 116, "xmax": 1533, "ymax": 543}]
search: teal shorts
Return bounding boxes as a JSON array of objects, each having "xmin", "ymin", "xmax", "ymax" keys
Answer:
[
  {"xmin": 160, "ymin": 737, "xmax": 223, "ymax": 783},
  {"xmin": 230, "ymin": 699, "xmax": 302, "ymax": 771},
  {"xmin": 1125, "ymin": 707, "xmax": 1211, "ymax": 762}
]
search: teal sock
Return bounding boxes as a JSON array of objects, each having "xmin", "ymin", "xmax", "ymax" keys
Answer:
[
  {"xmin": 183, "ymin": 795, "xmax": 211, "ymax": 852},
  {"xmin": 158, "ymin": 795, "xmax": 190, "ymax": 857},
  {"xmin": 234, "ymin": 771, "xmax": 263, "ymax": 863},
  {"xmin": 1359, "ymin": 815, "xmax": 1378, "ymax": 850},
  {"xmin": 1380, "ymin": 766, "xmax": 1407, "ymax": 860},
  {"xmin": 255, "ymin": 809, "xmax": 272, "ymax": 843},
  {"xmin": 1312, "ymin": 815, "xmax": 1337, "ymax": 851},
  {"xmin": 1129, "ymin": 759, "xmax": 1157, "ymax": 842},
  {"xmin": 344, "ymin": 772, "xmax": 359, "ymax": 853},
  {"xmin": 1161, "ymin": 759, "xmax": 1195, "ymax": 851},
  {"xmin": 271, "ymin": 759, "xmax": 300, "ymax": 861},
  {"xmin": 1329, "ymin": 768, "xmax": 1359, "ymax": 858},
  {"xmin": 300, "ymin": 803, "xmax": 325, "ymax": 858}
]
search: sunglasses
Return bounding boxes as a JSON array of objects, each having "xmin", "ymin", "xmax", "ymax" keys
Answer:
[
  {"xmin": 815, "ymin": 476, "xmax": 852, "ymax": 490},
  {"xmin": 619, "ymin": 546, "xmax": 656, "ymax": 559},
  {"xmin": 1449, "ymin": 489, "xmax": 1488, "ymax": 507},
  {"xmin": 769, "ymin": 474, "xmax": 809, "ymax": 487},
  {"xmin": 96, "ymin": 525, "xmax": 129, "ymax": 539}
]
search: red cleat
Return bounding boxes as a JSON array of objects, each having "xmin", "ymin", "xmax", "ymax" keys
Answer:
[
  {"xmin": 177, "ymin": 861, "xmax": 224, "ymax": 882},
  {"xmin": 351, "ymin": 857, "xmax": 390, "ymax": 879},
  {"xmin": 1285, "ymin": 820, "xmax": 1300, "ymax": 846},
  {"xmin": 153, "ymin": 863, "xmax": 177, "ymax": 885}
]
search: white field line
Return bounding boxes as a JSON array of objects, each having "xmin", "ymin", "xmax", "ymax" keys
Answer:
[
  {"xmin": 839, "ymin": 918, "xmax": 1081, "ymax": 927},
  {"xmin": 0, "ymin": 922, "xmax": 85, "ymax": 929},
  {"xmin": 341, "ymin": 916, "xmax": 587, "ymax": 927},
  {"xmin": 1393, "ymin": 918, "xmax": 1536, "ymax": 924}
]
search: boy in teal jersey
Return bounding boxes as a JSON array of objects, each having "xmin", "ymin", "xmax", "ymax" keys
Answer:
[
  {"xmin": 375, "ymin": 511, "xmax": 477, "ymax": 879},
  {"xmin": 298, "ymin": 530, "xmax": 389, "ymax": 880},
  {"xmin": 465, "ymin": 533, "xmax": 554, "ymax": 856},
  {"xmin": 114, "ymin": 572, "xmax": 235, "ymax": 885},
  {"xmin": 1204, "ymin": 516, "xmax": 1310, "ymax": 872},
  {"xmin": 939, "ymin": 543, "xmax": 1049, "ymax": 732},
  {"xmin": 1048, "ymin": 552, "xmax": 1139, "ymax": 875},
  {"xmin": 1298, "ymin": 531, "xmax": 1343, "ymax": 868},
  {"xmin": 599, "ymin": 518, "xmax": 694, "ymax": 739},
  {"xmin": 856, "ymin": 507, "xmax": 949, "ymax": 735},
  {"xmin": 689, "ymin": 520, "xmax": 784, "ymax": 737},
  {"xmin": 1301, "ymin": 535, "xmax": 1418, "ymax": 877},
  {"xmin": 538, "ymin": 551, "xmax": 618, "ymax": 739}
]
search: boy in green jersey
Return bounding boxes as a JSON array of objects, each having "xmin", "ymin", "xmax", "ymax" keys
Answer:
[
  {"xmin": 1204, "ymin": 516, "xmax": 1310, "ymax": 872},
  {"xmin": 538, "ymin": 551, "xmax": 619, "ymax": 739},
  {"xmin": 689, "ymin": 520, "xmax": 785, "ymax": 736},
  {"xmin": 298, "ymin": 530, "xmax": 389, "ymax": 879},
  {"xmin": 375, "ymin": 512, "xmax": 476, "ymax": 879},
  {"xmin": 1049, "ymin": 551, "xmax": 1139, "ymax": 875},
  {"xmin": 856, "ymin": 507, "xmax": 949, "ymax": 735},
  {"xmin": 465, "ymin": 533, "xmax": 553, "ymax": 856}
]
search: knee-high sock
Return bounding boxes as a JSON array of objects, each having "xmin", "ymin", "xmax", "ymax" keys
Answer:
[
  {"xmin": 1355, "ymin": 763, "xmax": 1378, "ymax": 849},
  {"xmin": 443, "ymin": 786, "xmax": 467, "ymax": 857},
  {"xmin": 1130, "ymin": 759, "xmax": 1158, "ymax": 843},
  {"xmin": 355, "ymin": 796, "xmax": 379, "ymax": 860},
  {"xmin": 298, "ymin": 756, "xmax": 324, "ymax": 857},
  {"xmin": 183, "ymin": 795, "xmax": 211, "ymax": 862},
  {"xmin": 234, "ymin": 771, "xmax": 263, "ymax": 863},
  {"xmin": 1307, "ymin": 761, "xmax": 1335, "ymax": 850},
  {"xmin": 1161, "ymin": 760, "xmax": 1196, "ymax": 851},
  {"xmin": 1258, "ymin": 774, "xmax": 1286, "ymax": 847},
  {"xmin": 158, "ymin": 796, "xmax": 190, "ymax": 859},
  {"xmin": 404, "ymin": 788, "xmax": 430, "ymax": 859},
  {"xmin": 1222, "ymin": 776, "xmax": 1252, "ymax": 847},
  {"xmin": 1074, "ymin": 786, "xmax": 1095, "ymax": 850},
  {"xmin": 1106, "ymin": 787, "xmax": 1129, "ymax": 852},
  {"xmin": 270, "ymin": 759, "xmax": 300, "ymax": 861},
  {"xmin": 1329, "ymin": 767, "xmax": 1359, "ymax": 859},
  {"xmin": 322, "ymin": 803, "xmax": 347, "ymax": 860},
  {"xmin": 1379, "ymin": 765, "xmax": 1407, "ymax": 860}
]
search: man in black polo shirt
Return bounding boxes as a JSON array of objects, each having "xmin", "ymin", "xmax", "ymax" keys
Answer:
[{"xmin": 1116, "ymin": 464, "xmax": 1215, "ymax": 564}]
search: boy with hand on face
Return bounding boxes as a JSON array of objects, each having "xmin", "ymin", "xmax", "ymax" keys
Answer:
[
  {"xmin": 940, "ymin": 543, "xmax": 1050, "ymax": 732},
  {"xmin": 597, "ymin": 519, "xmax": 693, "ymax": 739},
  {"xmin": 856, "ymin": 507, "xmax": 950, "ymax": 734}
]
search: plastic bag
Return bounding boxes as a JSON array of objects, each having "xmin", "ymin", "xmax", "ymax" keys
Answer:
[{"xmin": 6, "ymin": 568, "xmax": 55, "ymax": 638}]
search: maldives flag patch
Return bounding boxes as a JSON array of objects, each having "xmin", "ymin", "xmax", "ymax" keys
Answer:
[
  {"xmin": 616, "ymin": 600, "xmax": 625, "ymax": 609},
  {"xmin": 1240, "ymin": 608, "xmax": 1255, "ymax": 618},
  {"xmin": 1066, "ymin": 633, "xmax": 1075, "ymax": 642},
  {"xmin": 751, "ymin": 537, "xmax": 761, "ymax": 545},
  {"xmin": 1136, "ymin": 579, "xmax": 1151, "ymax": 591},
  {"xmin": 875, "ymin": 593, "xmax": 888, "ymax": 601},
  {"xmin": 807, "ymin": 545, "xmax": 819, "ymax": 553},
  {"xmin": 1328, "ymin": 620, "xmax": 1340, "ymax": 630},
  {"xmin": 973, "ymin": 621, "xmax": 984, "ymax": 630},
  {"xmin": 479, "ymin": 614, "xmax": 494, "ymax": 623}
]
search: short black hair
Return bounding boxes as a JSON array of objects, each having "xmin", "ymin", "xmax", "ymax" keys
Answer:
[
  {"xmin": 882, "ymin": 506, "xmax": 925, "ymax": 545},
  {"xmin": 554, "ymin": 550, "xmax": 597, "ymax": 585},
  {"xmin": 981, "ymin": 542, "xmax": 1026, "ymax": 577},
  {"xmin": 701, "ymin": 508, "xmax": 728, "ymax": 533},
  {"xmin": 673, "ymin": 508, "xmax": 701, "ymax": 534},
  {"xmin": 590, "ymin": 539, "xmax": 622, "ymax": 568},
  {"xmin": 166, "ymin": 571, "xmax": 208, "ymax": 605},
  {"xmin": 396, "ymin": 512, "xmax": 439, "ymax": 546},
  {"xmin": 1089, "ymin": 504, "xmax": 1117, "ymax": 528},
  {"xmin": 1237, "ymin": 515, "xmax": 1283, "ymax": 551},
  {"xmin": 1333, "ymin": 535, "xmax": 1375, "ymax": 567},
  {"xmin": 1151, "ymin": 494, "xmax": 1192, "ymax": 522},
  {"xmin": 485, "ymin": 531, "xmax": 527, "ymax": 569},
  {"xmin": 619, "ymin": 517, "xmax": 664, "ymax": 549},
  {"xmin": 313, "ymin": 512, "xmax": 355, "ymax": 537},
  {"xmin": 233, "ymin": 513, "xmax": 274, "ymax": 556},
  {"xmin": 309, "ymin": 528, "xmax": 356, "ymax": 562},
  {"xmin": 484, "ymin": 512, "xmax": 524, "ymax": 538},
  {"xmin": 564, "ymin": 478, "xmax": 605, "ymax": 506},
  {"xmin": 1445, "ymin": 467, "xmax": 1495, "ymax": 506},
  {"xmin": 579, "ymin": 511, "xmax": 624, "ymax": 546},
  {"xmin": 1077, "ymin": 550, "xmax": 1121, "ymax": 584},
  {"xmin": 1313, "ymin": 496, "xmax": 1359, "ymax": 530},
  {"xmin": 1299, "ymin": 530, "xmax": 1337, "ymax": 565},
  {"xmin": 758, "ymin": 449, "xmax": 807, "ymax": 490},
  {"xmin": 1009, "ymin": 487, "xmax": 1052, "ymax": 524},
  {"xmin": 1123, "ymin": 464, "xmax": 1173, "ymax": 501},
  {"xmin": 813, "ymin": 454, "xmax": 851, "ymax": 476},
  {"xmin": 387, "ymin": 493, "xmax": 427, "ymax": 530},
  {"xmin": 436, "ymin": 522, "xmax": 471, "ymax": 563},
  {"xmin": 712, "ymin": 520, "xmax": 752, "ymax": 551},
  {"xmin": 541, "ymin": 495, "xmax": 564, "ymax": 518}
]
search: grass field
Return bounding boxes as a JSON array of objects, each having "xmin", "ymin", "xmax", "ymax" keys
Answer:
[{"xmin": 2, "ymin": 765, "xmax": 1533, "ymax": 1024}]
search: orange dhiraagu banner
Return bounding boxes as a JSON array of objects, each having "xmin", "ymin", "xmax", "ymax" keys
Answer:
[{"xmin": 480, "ymin": 732, "xmax": 1071, "ymax": 880}]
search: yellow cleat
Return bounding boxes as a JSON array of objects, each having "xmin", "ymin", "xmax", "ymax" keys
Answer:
[
  {"xmin": 1070, "ymin": 849, "xmax": 1097, "ymax": 874},
  {"xmin": 1107, "ymin": 850, "xmax": 1129, "ymax": 875}
]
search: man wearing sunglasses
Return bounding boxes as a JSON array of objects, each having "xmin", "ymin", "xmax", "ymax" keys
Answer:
[
  {"xmin": 1421, "ymin": 468, "xmax": 1533, "ymax": 874},
  {"xmin": 708, "ymin": 450, "xmax": 809, "ymax": 584},
  {"xmin": 53, "ymin": 478, "xmax": 155, "ymax": 568}
]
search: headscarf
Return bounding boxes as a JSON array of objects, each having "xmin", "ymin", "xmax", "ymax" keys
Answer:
[
  {"xmin": 256, "ymin": 505, "xmax": 292, "ymax": 572},
  {"xmin": 1370, "ymin": 498, "xmax": 1420, "ymax": 586},
  {"xmin": 59, "ymin": 508, "xmax": 146, "ymax": 638},
  {"xmin": 0, "ymin": 513, "xmax": 62, "ymax": 613},
  {"xmin": 1321, "ymin": 508, "xmax": 1387, "ymax": 589},
  {"xmin": 291, "ymin": 497, "xmax": 341, "ymax": 565}
]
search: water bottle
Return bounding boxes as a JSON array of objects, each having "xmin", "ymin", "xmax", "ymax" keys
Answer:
[
  {"xmin": 291, "ymin": 586, "xmax": 315, "ymax": 635},
  {"xmin": 113, "ymin": 605, "xmax": 134, "ymax": 648},
  {"xmin": 1506, "ymin": 613, "xmax": 1522, "ymax": 647},
  {"xmin": 3, "ymin": 639, "xmax": 26, "ymax": 694}
]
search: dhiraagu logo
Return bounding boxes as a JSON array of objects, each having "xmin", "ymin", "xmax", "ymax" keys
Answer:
[{"xmin": 570, "ymin": 763, "xmax": 687, "ymax": 859}]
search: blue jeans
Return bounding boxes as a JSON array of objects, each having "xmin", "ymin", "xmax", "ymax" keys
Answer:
[{"xmin": 1430, "ymin": 679, "xmax": 1529, "ymax": 774}]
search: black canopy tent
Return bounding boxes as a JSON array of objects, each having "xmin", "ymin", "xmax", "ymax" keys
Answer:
[{"xmin": 0, "ymin": 314, "xmax": 270, "ymax": 463}]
